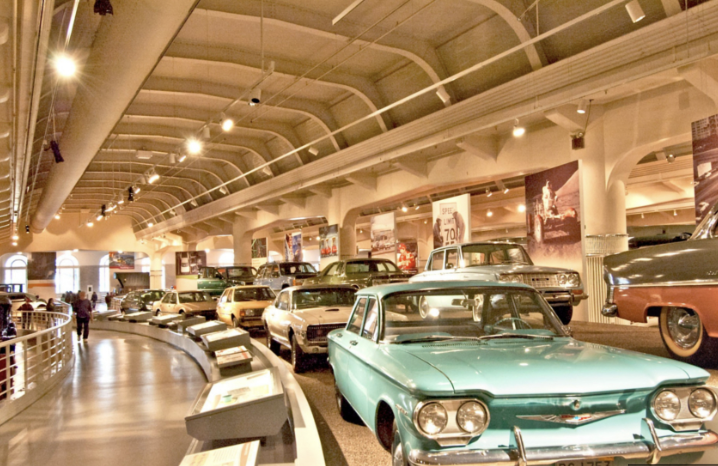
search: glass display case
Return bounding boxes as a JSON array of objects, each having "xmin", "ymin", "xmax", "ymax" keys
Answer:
[{"xmin": 200, "ymin": 328, "xmax": 250, "ymax": 352}]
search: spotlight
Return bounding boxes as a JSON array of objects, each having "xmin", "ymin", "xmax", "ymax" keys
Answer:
[
  {"xmin": 134, "ymin": 186, "xmax": 141, "ymax": 194},
  {"xmin": 202, "ymin": 126, "xmax": 211, "ymax": 140},
  {"xmin": 486, "ymin": 188, "xmax": 492, "ymax": 198},
  {"xmin": 25, "ymin": 225, "xmax": 30, "ymax": 234},
  {"xmin": 249, "ymin": 88, "xmax": 261, "ymax": 106},
  {"xmin": 436, "ymin": 87, "xmax": 451, "ymax": 104},
  {"xmin": 178, "ymin": 154, "xmax": 187, "ymax": 163},
  {"xmin": 220, "ymin": 113, "xmax": 234, "ymax": 132},
  {"xmin": 487, "ymin": 210, "xmax": 493, "ymax": 217},
  {"xmin": 87, "ymin": 221, "xmax": 94, "ymax": 227},
  {"xmin": 415, "ymin": 205, "xmax": 420, "ymax": 210},
  {"xmin": 49, "ymin": 140, "xmax": 64, "ymax": 163},
  {"xmin": 11, "ymin": 234, "xmax": 18, "ymax": 240},
  {"xmin": 503, "ymin": 187, "xmax": 509, "ymax": 194},
  {"xmin": 146, "ymin": 168, "xmax": 159, "ymax": 184},
  {"xmin": 11, "ymin": 242, "xmax": 16, "ymax": 246},
  {"xmin": 187, "ymin": 139, "xmax": 202, "ymax": 155},
  {"xmin": 667, "ymin": 154, "xmax": 675, "ymax": 164},
  {"xmin": 55, "ymin": 214, "xmax": 60, "ymax": 219},
  {"xmin": 218, "ymin": 185, "xmax": 228, "ymax": 195},
  {"xmin": 128, "ymin": 187, "xmax": 134, "ymax": 202},
  {"xmin": 625, "ymin": 0, "xmax": 645, "ymax": 23},
  {"xmin": 148, "ymin": 222, "xmax": 154, "ymax": 227},
  {"xmin": 55, "ymin": 55, "xmax": 76, "ymax": 78},
  {"xmin": 401, "ymin": 206, "xmax": 408, "ymax": 213},
  {"xmin": 512, "ymin": 118, "xmax": 525, "ymax": 137},
  {"xmin": 169, "ymin": 152, "xmax": 177, "ymax": 164},
  {"xmin": 641, "ymin": 212, "xmax": 645, "ymax": 219},
  {"xmin": 117, "ymin": 197, "xmax": 124, "ymax": 205},
  {"xmin": 359, "ymin": 229, "xmax": 363, "ymax": 233},
  {"xmin": 96, "ymin": 214, "xmax": 103, "ymax": 221},
  {"xmin": 308, "ymin": 146, "xmax": 319, "ymax": 156},
  {"xmin": 423, "ymin": 219, "xmax": 427, "ymax": 224},
  {"xmin": 190, "ymin": 199, "xmax": 198, "ymax": 207},
  {"xmin": 518, "ymin": 204, "xmax": 526, "ymax": 213},
  {"xmin": 316, "ymin": 236, "xmax": 321, "ymax": 241},
  {"xmin": 94, "ymin": 0, "xmax": 113, "ymax": 15},
  {"xmin": 577, "ymin": 99, "xmax": 588, "ymax": 114},
  {"xmin": 673, "ymin": 210, "xmax": 678, "ymax": 216}
]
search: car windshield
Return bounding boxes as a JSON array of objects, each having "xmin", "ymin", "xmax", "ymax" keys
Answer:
[
  {"xmin": 141, "ymin": 291, "xmax": 164, "ymax": 302},
  {"xmin": 234, "ymin": 287, "xmax": 274, "ymax": 301},
  {"xmin": 293, "ymin": 288, "xmax": 356, "ymax": 310},
  {"xmin": 345, "ymin": 260, "xmax": 400, "ymax": 274},
  {"xmin": 9, "ymin": 293, "xmax": 37, "ymax": 301},
  {"xmin": 462, "ymin": 244, "xmax": 532, "ymax": 266},
  {"xmin": 280, "ymin": 263, "xmax": 317, "ymax": 274},
  {"xmin": 225, "ymin": 267, "xmax": 255, "ymax": 278},
  {"xmin": 381, "ymin": 287, "xmax": 565, "ymax": 343},
  {"xmin": 178, "ymin": 292, "xmax": 213, "ymax": 303}
]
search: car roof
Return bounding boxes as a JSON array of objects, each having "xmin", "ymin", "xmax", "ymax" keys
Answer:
[
  {"xmin": 283, "ymin": 284, "xmax": 357, "ymax": 292},
  {"xmin": 431, "ymin": 241, "xmax": 521, "ymax": 252},
  {"xmin": 344, "ymin": 258, "xmax": 395, "ymax": 263},
  {"xmin": 356, "ymin": 280, "xmax": 533, "ymax": 299},
  {"xmin": 228, "ymin": 285, "xmax": 271, "ymax": 290}
]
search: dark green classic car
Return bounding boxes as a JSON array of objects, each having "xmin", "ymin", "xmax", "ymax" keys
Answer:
[{"xmin": 328, "ymin": 281, "xmax": 718, "ymax": 466}]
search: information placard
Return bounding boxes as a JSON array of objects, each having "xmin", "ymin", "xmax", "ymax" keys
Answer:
[{"xmin": 179, "ymin": 441, "xmax": 259, "ymax": 466}]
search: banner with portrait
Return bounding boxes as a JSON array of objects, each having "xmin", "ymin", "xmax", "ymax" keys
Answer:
[
  {"xmin": 175, "ymin": 251, "xmax": 207, "ymax": 277},
  {"xmin": 396, "ymin": 240, "xmax": 419, "ymax": 274},
  {"xmin": 319, "ymin": 225, "xmax": 339, "ymax": 258},
  {"xmin": 432, "ymin": 194, "xmax": 471, "ymax": 248},
  {"xmin": 691, "ymin": 114, "xmax": 718, "ymax": 223},
  {"xmin": 251, "ymin": 238, "xmax": 268, "ymax": 268},
  {"xmin": 371, "ymin": 212, "xmax": 396, "ymax": 254},
  {"xmin": 525, "ymin": 161, "xmax": 582, "ymax": 262},
  {"xmin": 285, "ymin": 232, "xmax": 303, "ymax": 261},
  {"xmin": 109, "ymin": 251, "xmax": 135, "ymax": 270}
]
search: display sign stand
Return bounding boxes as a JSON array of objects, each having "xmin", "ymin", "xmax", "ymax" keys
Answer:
[
  {"xmin": 185, "ymin": 367, "xmax": 287, "ymax": 441},
  {"xmin": 149, "ymin": 313, "xmax": 184, "ymax": 328},
  {"xmin": 95, "ymin": 309, "xmax": 121, "ymax": 321},
  {"xmin": 175, "ymin": 316, "xmax": 207, "ymax": 333},
  {"xmin": 179, "ymin": 441, "xmax": 259, "ymax": 466},
  {"xmin": 215, "ymin": 346, "xmax": 253, "ymax": 374},
  {"xmin": 125, "ymin": 311, "xmax": 153, "ymax": 323},
  {"xmin": 200, "ymin": 328, "xmax": 250, "ymax": 352},
  {"xmin": 187, "ymin": 321, "xmax": 228, "ymax": 339}
]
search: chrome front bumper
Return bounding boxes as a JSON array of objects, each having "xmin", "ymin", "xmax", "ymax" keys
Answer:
[
  {"xmin": 541, "ymin": 290, "xmax": 588, "ymax": 307},
  {"xmin": 408, "ymin": 419, "xmax": 718, "ymax": 466}
]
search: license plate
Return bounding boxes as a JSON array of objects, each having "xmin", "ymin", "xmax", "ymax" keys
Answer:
[{"xmin": 554, "ymin": 460, "xmax": 613, "ymax": 466}]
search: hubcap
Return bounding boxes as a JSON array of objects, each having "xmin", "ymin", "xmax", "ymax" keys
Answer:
[
  {"xmin": 667, "ymin": 308, "xmax": 700, "ymax": 349},
  {"xmin": 392, "ymin": 440, "xmax": 404, "ymax": 466}
]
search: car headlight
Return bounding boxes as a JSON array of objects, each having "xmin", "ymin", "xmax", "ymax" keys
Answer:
[
  {"xmin": 558, "ymin": 272, "xmax": 581, "ymax": 287},
  {"xmin": 498, "ymin": 274, "xmax": 523, "ymax": 284},
  {"xmin": 457, "ymin": 401, "xmax": 489, "ymax": 434},
  {"xmin": 654, "ymin": 390, "xmax": 681, "ymax": 421},
  {"xmin": 417, "ymin": 402, "xmax": 448, "ymax": 435},
  {"xmin": 689, "ymin": 388, "xmax": 717, "ymax": 419}
]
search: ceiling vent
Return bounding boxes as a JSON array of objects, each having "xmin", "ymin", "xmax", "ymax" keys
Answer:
[{"xmin": 135, "ymin": 150, "xmax": 153, "ymax": 160}]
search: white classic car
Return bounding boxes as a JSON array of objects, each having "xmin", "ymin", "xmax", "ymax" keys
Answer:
[{"xmin": 262, "ymin": 284, "xmax": 356, "ymax": 372}]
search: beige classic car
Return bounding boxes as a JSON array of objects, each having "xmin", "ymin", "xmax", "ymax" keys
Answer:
[
  {"xmin": 262, "ymin": 284, "xmax": 356, "ymax": 372},
  {"xmin": 216, "ymin": 285, "xmax": 275, "ymax": 329},
  {"xmin": 153, "ymin": 290, "xmax": 217, "ymax": 319}
]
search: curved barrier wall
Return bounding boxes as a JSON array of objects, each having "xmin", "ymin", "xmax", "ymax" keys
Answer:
[{"xmin": 0, "ymin": 310, "xmax": 74, "ymax": 425}]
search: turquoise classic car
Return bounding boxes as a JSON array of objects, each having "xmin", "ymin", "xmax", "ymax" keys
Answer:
[{"xmin": 327, "ymin": 281, "xmax": 718, "ymax": 466}]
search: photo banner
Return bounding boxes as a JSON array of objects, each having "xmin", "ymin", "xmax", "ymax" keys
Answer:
[
  {"xmin": 319, "ymin": 225, "xmax": 339, "ymax": 258},
  {"xmin": 396, "ymin": 240, "xmax": 419, "ymax": 274},
  {"xmin": 691, "ymin": 114, "xmax": 718, "ymax": 223},
  {"xmin": 432, "ymin": 193, "xmax": 471, "ymax": 248},
  {"xmin": 109, "ymin": 252, "xmax": 135, "ymax": 270},
  {"xmin": 251, "ymin": 238, "xmax": 268, "ymax": 268},
  {"xmin": 525, "ymin": 161, "xmax": 581, "ymax": 261},
  {"xmin": 371, "ymin": 212, "xmax": 396, "ymax": 254},
  {"xmin": 285, "ymin": 232, "xmax": 303, "ymax": 261},
  {"xmin": 27, "ymin": 252, "xmax": 56, "ymax": 281},
  {"xmin": 175, "ymin": 251, "xmax": 207, "ymax": 277}
]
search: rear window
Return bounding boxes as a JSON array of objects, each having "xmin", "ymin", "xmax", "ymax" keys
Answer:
[
  {"xmin": 178, "ymin": 292, "xmax": 213, "ymax": 303},
  {"xmin": 141, "ymin": 291, "xmax": 164, "ymax": 302},
  {"xmin": 234, "ymin": 287, "xmax": 275, "ymax": 301},
  {"xmin": 225, "ymin": 267, "xmax": 256, "ymax": 278},
  {"xmin": 345, "ymin": 260, "xmax": 400, "ymax": 274},
  {"xmin": 280, "ymin": 263, "xmax": 316, "ymax": 274}
]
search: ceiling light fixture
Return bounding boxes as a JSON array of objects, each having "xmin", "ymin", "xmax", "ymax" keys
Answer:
[
  {"xmin": 187, "ymin": 139, "xmax": 202, "ymax": 155},
  {"xmin": 641, "ymin": 212, "xmax": 645, "ymax": 219},
  {"xmin": 178, "ymin": 154, "xmax": 187, "ymax": 163},
  {"xmin": 401, "ymin": 205, "xmax": 408, "ymax": 213},
  {"xmin": 359, "ymin": 229, "xmax": 363, "ymax": 233},
  {"xmin": 146, "ymin": 168, "xmax": 159, "ymax": 184},
  {"xmin": 93, "ymin": 0, "xmax": 113, "ymax": 15},
  {"xmin": 220, "ymin": 113, "xmax": 234, "ymax": 132},
  {"xmin": 117, "ymin": 197, "xmax": 124, "ymax": 205},
  {"xmin": 577, "ymin": 99, "xmax": 588, "ymax": 114},
  {"xmin": 49, "ymin": 140, "xmax": 64, "ymax": 163},
  {"xmin": 673, "ymin": 210, "xmax": 678, "ymax": 216},
  {"xmin": 148, "ymin": 222, "xmax": 154, "ymax": 227},
  {"xmin": 190, "ymin": 199, "xmax": 198, "ymax": 207},
  {"xmin": 134, "ymin": 185, "xmax": 141, "ymax": 194},
  {"xmin": 169, "ymin": 152, "xmax": 177, "ymax": 164},
  {"xmin": 202, "ymin": 126, "xmax": 211, "ymax": 140},
  {"xmin": 218, "ymin": 186, "xmax": 228, "ymax": 195},
  {"xmin": 667, "ymin": 154, "xmax": 675, "ymax": 164},
  {"xmin": 436, "ymin": 87, "xmax": 451, "ymax": 104},
  {"xmin": 128, "ymin": 187, "xmax": 134, "ymax": 202},
  {"xmin": 55, "ymin": 214, "xmax": 60, "ymax": 219},
  {"xmin": 625, "ymin": 0, "xmax": 645, "ymax": 23},
  {"xmin": 55, "ymin": 55, "xmax": 76, "ymax": 78},
  {"xmin": 11, "ymin": 242, "xmax": 16, "ymax": 246},
  {"xmin": 87, "ymin": 221, "xmax": 94, "ymax": 227},
  {"xmin": 25, "ymin": 225, "xmax": 30, "ymax": 234},
  {"xmin": 249, "ymin": 88, "xmax": 261, "ymax": 106},
  {"xmin": 512, "ymin": 118, "xmax": 525, "ymax": 138},
  {"xmin": 487, "ymin": 210, "xmax": 493, "ymax": 217},
  {"xmin": 415, "ymin": 205, "xmax": 420, "ymax": 210},
  {"xmin": 308, "ymin": 146, "xmax": 319, "ymax": 156},
  {"xmin": 518, "ymin": 204, "xmax": 526, "ymax": 213},
  {"xmin": 486, "ymin": 188, "xmax": 492, "ymax": 198},
  {"xmin": 11, "ymin": 234, "xmax": 18, "ymax": 241},
  {"xmin": 316, "ymin": 236, "xmax": 321, "ymax": 241}
]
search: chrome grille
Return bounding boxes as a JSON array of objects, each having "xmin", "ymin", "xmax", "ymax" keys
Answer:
[
  {"xmin": 307, "ymin": 324, "xmax": 346, "ymax": 342},
  {"xmin": 516, "ymin": 273, "xmax": 560, "ymax": 288}
]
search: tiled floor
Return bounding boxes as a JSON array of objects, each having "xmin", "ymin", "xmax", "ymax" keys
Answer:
[{"xmin": 0, "ymin": 330, "xmax": 206, "ymax": 466}]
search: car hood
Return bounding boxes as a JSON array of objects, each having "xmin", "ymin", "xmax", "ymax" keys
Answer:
[
  {"xmin": 296, "ymin": 305, "xmax": 353, "ymax": 325},
  {"xmin": 460, "ymin": 264, "xmax": 577, "ymax": 275},
  {"xmin": 181, "ymin": 302, "xmax": 217, "ymax": 311},
  {"xmin": 229, "ymin": 300, "xmax": 272, "ymax": 309},
  {"xmin": 390, "ymin": 338, "xmax": 707, "ymax": 396}
]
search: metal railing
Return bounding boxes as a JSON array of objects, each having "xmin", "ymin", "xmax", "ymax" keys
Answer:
[
  {"xmin": 0, "ymin": 310, "xmax": 74, "ymax": 425},
  {"xmin": 585, "ymin": 235, "xmax": 628, "ymax": 324}
]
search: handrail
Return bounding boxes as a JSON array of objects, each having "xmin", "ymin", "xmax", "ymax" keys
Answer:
[{"xmin": 0, "ymin": 311, "xmax": 74, "ymax": 425}]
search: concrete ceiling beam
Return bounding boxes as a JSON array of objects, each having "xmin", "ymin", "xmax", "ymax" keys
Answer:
[
  {"xmin": 280, "ymin": 195, "xmax": 306, "ymax": 209},
  {"xmin": 678, "ymin": 58, "xmax": 718, "ymax": 107},
  {"xmin": 544, "ymin": 104, "xmax": 586, "ymax": 133},
  {"xmin": 307, "ymin": 186, "xmax": 333, "ymax": 198},
  {"xmin": 456, "ymin": 135, "xmax": 501, "ymax": 162},
  {"xmin": 346, "ymin": 174, "xmax": 377, "ymax": 191},
  {"xmin": 235, "ymin": 209, "xmax": 257, "ymax": 220},
  {"xmin": 394, "ymin": 158, "xmax": 428, "ymax": 179},
  {"xmin": 255, "ymin": 204, "xmax": 280, "ymax": 216}
]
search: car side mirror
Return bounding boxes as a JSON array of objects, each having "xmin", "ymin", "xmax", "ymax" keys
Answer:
[{"xmin": 446, "ymin": 263, "xmax": 455, "ymax": 269}]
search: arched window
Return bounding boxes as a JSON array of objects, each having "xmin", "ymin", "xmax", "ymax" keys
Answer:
[
  {"xmin": 99, "ymin": 255, "xmax": 110, "ymax": 293},
  {"xmin": 4, "ymin": 255, "xmax": 27, "ymax": 291},
  {"xmin": 56, "ymin": 255, "xmax": 80, "ymax": 294},
  {"xmin": 218, "ymin": 251, "xmax": 234, "ymax": 266}
]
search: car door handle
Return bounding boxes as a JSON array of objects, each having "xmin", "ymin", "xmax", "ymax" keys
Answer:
[{"xmin": 349, "ymin": 340, "xmax": 358, "ymax": 346}]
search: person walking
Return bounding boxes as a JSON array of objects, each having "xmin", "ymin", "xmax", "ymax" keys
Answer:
[
  {"xmin": 74, "ymin": 291, "xmax": 93, "ymax": 342},
  {"xmin": 18, "ymin": 297, "xmax": 34, "ymax": 330},
  {"xmin": 46, "ymin": 298, "xmax": 56, "ymax": 313},
  {"xmin": 91, "ymin": 291, "xmax": 98, "ymax": 310}
]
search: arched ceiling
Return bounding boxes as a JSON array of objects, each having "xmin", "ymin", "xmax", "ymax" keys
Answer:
[{"xmin": 4, "ymin": 0, "xmax": 706, "ymax": 242}]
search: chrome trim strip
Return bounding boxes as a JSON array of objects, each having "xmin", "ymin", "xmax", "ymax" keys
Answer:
[
  {"xmin": 407, "ymin": 427, "xmax": 718, "ymax": 466},
  {"xmin": 517, "ymin": 409, "xmax": 625, "ymax": 425},
  {"xmin": 615, "ymin": 279, "xmax": 718, "ymax": 289}
]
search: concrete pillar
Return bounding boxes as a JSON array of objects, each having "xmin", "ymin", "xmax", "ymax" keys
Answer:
[
  {"xmin": 339, "ymin": 209, "xmax": 360, "ymax": 260},
  {"xmin": 232, "ymin": 222, "xmax": 253, "ymax": 266},
  {"xmin": 149, "ymin": 251, "xmax": 164, "ymax": 289}
]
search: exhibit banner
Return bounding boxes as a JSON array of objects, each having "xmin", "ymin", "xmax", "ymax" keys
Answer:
[
  {"xmin": 525, "ymin": 161, "xmax": 582, "ymax": 261},
  {"xmin": 285, "ymin": 232, "xmax": 303, "ymax": 261},
  {"xmin": 319, "ymin": 224, "xmax": 339, "ymax": 258},
  {"xmin": 251, "ymin": 238, "xmax": 268, "ymax": 268},
  {"xmin": 175, "ymin": 251, "xmax": 207, "ymax": 277},
  {"xmin": 432, "ymin": 193, "xmax": 471, "ymax": 248},
  {"xmin": 371, "ymin": 212, "xmax": 396, "ymax": 254},
  {"xmin": 26, "ymin": 252, "xmax": 56, "ymax": 296},
  {"xmin": 691, "ymin": 114, "xmax": 718, "ymax": 223},
  {"xmin": 396, "ymin": 240, "xmax": 419, "ymax": 274},
  {"xmin": 109, "ymin": 251, "xmax": 135, "ymax": 270}
]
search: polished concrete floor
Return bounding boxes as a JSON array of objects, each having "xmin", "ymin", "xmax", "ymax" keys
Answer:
[{"xmin": 0, "ymin": 331, "xmax": 205, "ymax": 466}]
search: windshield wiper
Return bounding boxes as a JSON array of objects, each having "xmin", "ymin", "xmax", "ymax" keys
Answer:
[
  {"xmin": 394, "ymin": 335, "xmax": 456, "ymax": 344},
  {"xmin": 478, "ymin": 333, "xmax": 554, "ymax": 341}
]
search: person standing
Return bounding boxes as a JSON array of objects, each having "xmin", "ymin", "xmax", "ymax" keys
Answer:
[
  {"xmin": 433, "ymin": 218, "xmax": 443, "ymax": 249},
  {"xmin": 18, "ymin": 297, "xmax": 34, "ymax": 330},
  {"xmin": 91, "ymin": 291, "xmax": 98, "ymax": 310},
  {"xmin": 46, "ymin": 298, "xmax": 56, "ymax": 313},
  {"xmin": 452, "ymin": 211, "xmax": 466, "ymax": 244},
  {"xmin": 74, "ymin": 291, "xmax": 93, "ymax": 342}
]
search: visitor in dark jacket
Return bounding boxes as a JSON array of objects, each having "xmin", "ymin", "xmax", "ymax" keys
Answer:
[
  {"xmin": 91, "ymin": 291, "xmax": 98, "ymax": 310},
  {"xmin": 74, "ymin": 291, "xmax": 93, "ymax": 341}
]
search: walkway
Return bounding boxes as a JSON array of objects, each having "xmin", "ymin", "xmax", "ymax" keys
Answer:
[{"xmin": 0, "ymin": 330, "xmax": 206, "ymax": 466}]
